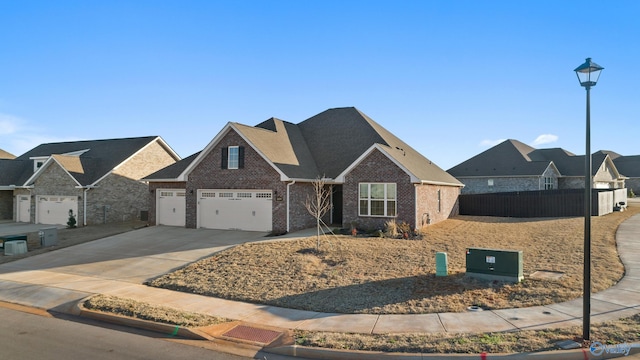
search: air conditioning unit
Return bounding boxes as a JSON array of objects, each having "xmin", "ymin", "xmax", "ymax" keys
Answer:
[{"xmin": 4, "ymin": 240, "xmax": 27, "ymax": 256}]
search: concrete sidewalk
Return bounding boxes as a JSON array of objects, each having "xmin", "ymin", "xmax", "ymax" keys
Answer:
[{"xmin": 0, "ymin": 216, "xmax": 639, "ymax": 336}]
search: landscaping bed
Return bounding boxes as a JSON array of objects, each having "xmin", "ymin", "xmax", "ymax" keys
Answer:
[{"xmin": 148, "ymin": 207, "xmax": 640, "ymax": 314}]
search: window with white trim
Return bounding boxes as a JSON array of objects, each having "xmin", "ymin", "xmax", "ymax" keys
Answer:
[
  {"xmin": 544, "ymin": 177, "xmax": 554, "ymax": 190},
  {"xmin": 228, "ymin": 146, "xmax": 239, "ymax": 169},
  {"xmin": 359, "ymin": 183, "xmax": 396, "ymax": 217}
]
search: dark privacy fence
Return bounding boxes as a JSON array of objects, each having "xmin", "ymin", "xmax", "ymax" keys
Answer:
[{"xmin": 459, "ymin": 189, "xmax": 626, "ymax": 217}]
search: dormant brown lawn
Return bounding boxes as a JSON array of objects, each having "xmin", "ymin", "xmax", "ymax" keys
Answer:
[{"xmin": 150, "ymin": 206, "xmax": 640, "ymax": 314}]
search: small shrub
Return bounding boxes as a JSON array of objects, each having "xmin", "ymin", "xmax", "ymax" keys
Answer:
[
  {"xmin": 398, "ymin": 221, "xmax": 411, "ymax": 237},
  {"xmin": 67, "ymin": 209, "xmax": 77, "ymax": 228},
  {"xmin": 384, "ymin": 219, "xmax": 398, "ymax": 238},
  {"xmin": 630, "ymin": 188, "xmax": 636, "ymax": 198}
]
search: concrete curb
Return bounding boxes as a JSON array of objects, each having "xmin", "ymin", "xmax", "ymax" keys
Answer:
[
  {"xmin": 263, "ymin": 344, "xmax": 640, "ymax": 359},
  {"xmin": 74, "ymin": 298, "xmax": 640, "ymax": 360},
  {"xmin": 75, "ymin": 300, "xmax": 210, "ymax": 341}
]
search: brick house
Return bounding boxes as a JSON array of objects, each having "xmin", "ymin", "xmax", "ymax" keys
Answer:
[
  {"xmin": 0, "ymin": 137, "xmax": 179, "ymax": 225},
  {"xmin": 607, "ymin": 152, "xmax": 640, "ymax": 196},
  {"xmin": 448, "ymin": 139, "xmax": 626, "ymax": 194},
  {"xmin": 146, "ymin": 107, "xmax": 463, "ymax": 233}
]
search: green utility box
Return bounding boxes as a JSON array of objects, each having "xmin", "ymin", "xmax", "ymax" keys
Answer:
[
  {"xmin": 0, "ymin": 234, "xmax": 27, "ymax": 248},
  {"xmin": 466, "ymin": 247, "xmax": 523, "ymax": 282},
  {"xmin": 435, "ymin": 252, "xmax": 448, "ymax": 276}
]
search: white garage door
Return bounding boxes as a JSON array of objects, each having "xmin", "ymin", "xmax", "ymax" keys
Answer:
[
  {"xmin": 37, "ymin": 196, "xmax": 78, "ymax": 225},
  {"xmin": 17, "ymin": 195, "xmax": 30, "ymax": 223},
  {"xmin": 197, "ymin": 189, "xmax": 272, "ymax": 231},
  {"xmin": 156, "ymin": 190, "xmax": 186, "ymax": 227}
]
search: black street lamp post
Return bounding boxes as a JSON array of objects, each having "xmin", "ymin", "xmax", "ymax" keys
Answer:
[{"xmin": 574, "ymin": 57, "xmax": 604, "ymax": 341}]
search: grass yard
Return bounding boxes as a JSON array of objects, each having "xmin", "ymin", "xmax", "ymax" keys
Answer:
[{"xmin": 149, "ymin": 205, "xmax": 640, "ymax": 314}]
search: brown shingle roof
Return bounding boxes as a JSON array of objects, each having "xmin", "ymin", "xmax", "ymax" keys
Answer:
[
  {"xmin": 249, "ymin": 107, "xmax": 461, "ymax": 185},
  {"xmin": 179, "ymin": 107, "xmax": 462, "ymax": 186},
  {"xmin": 0, "ymin": 149, "xmax": 15, "ymax": 159}
]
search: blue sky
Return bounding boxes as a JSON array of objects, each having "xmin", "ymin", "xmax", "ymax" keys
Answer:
[{"xmin": 1, "ymin": 1, "xmax": 638, "ymax": 170}]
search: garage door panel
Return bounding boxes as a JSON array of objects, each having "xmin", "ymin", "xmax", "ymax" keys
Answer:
[
  {"xmin": 157, "ymin": 190, "xmax": 186, "ymax": 227},
  {"xmin": 198, "ymin": 190, "xmax": 271, "ymax": 232},
  {"xmin": 37, "ymin": 196, "xmax": 78, "ymax": 225}
]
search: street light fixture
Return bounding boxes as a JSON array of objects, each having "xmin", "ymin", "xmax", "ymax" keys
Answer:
[{"xmin": 574, "ymin": 57, "xmax": 604, "ymax": 342}]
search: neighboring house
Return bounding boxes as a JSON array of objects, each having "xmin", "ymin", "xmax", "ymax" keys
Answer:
[
  {"xmin": 448, "ymin": 139, "xmax": 626, "ymax": 194},
  {"xmin": 146, "ymin": 107, "xmax": 463, "ymax": 233},
  {"xmin": 0, "ymin": 137, "xmax": 180, "ymax": 225},
  {"xmin": 606, "ymin": 152, "xmax": 640, "ymax": 195}
]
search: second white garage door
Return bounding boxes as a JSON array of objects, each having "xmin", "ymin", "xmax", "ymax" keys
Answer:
[
  {"xmin": 197, "ymin": 189, "xmax": 272, "ymax": 232},
  {"xmin": 37, "ymin": 196, "xmax": 78, "ymax": 225}
]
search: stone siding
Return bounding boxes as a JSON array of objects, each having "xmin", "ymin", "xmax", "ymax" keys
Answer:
[
  {"xmin": 185, "ymin": 130, "xmax": 285, "ymax": 233},
  {"xmin": 343, "ymin": 150, "xmax": 413, "ymax": 231},
  {"xmin": 85, "ymin": 174, "xmax": 149, "ymax": 224},
  {"xmin": 32, "ymin": 163, "xmax": 83, "ymax": 224},
  {"xmin": 415, "ymin": 183, "xmax": 460, "ymax": 227},
  {"xmin": 559, "ymin": 177, "xmax": 584, "ymax": 189},
  {"xmin": 113, "ymin": 140, "xmax": 177, "ymax": 180},
  {"xmin": 24, "ymin": 139, "xmax": 176, "ymax": 225},
  {"xmin": 0, "ymin": 191, "xmax": 12, "ymax": 220}
]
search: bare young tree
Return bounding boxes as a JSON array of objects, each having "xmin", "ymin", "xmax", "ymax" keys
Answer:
[{"xmin": 303, "ymin": 176, "xmax": 333, "ymax": 251}]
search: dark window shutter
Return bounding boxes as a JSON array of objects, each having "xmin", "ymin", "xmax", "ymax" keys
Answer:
[
  {"xmin": 238, "ymin": 146, "xmax": 245, "ymax": 168},
  {"xmin": 221, "ymin": 147, "xmax": 228, "ymax": 169}
]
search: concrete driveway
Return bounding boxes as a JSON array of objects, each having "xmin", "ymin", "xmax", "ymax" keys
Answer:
[
  {"xmin": 0, "ymin": 226, "xmax": 268, "ymax": 284},
  {"xmin": 0, "ymin": 221, "xmax": 64, "ymax": 237}
]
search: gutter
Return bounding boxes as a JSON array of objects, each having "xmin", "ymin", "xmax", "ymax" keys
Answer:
[{"xmin": 76, "ymin": 185, "xmax": 98, "ymax": 226}]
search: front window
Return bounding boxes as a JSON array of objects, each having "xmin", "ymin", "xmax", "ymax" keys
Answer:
[
  {"xmin": 228, "ymin": 146, "xmax": 239, "ymax": 169},
  {"xmin": 544, "ymin": 177, "xmax": 554, "ymax": 190},
  {"xmin": 359, "ymin": 183, "xmax": 396, "ymax": 217}
]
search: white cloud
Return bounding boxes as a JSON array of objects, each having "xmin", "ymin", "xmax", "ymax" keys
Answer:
[
  {"xmin": 0, "ymin": 113, "xmax": 22, "ymax": 135},
  {"xmin": 479, "ymin": 139, "xmax": 506, "ymax": 147},
  {"xmin": 532, "ymin": 134, "xmax": 559, "ymax": 146},
  {"xmin": 0, "ymin": 113, "xmax": 80, "ymax": 156}
]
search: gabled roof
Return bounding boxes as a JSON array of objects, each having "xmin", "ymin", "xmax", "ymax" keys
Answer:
[
  {"xmin": 144, "ymin": 151, "xmax": 201, "ymax": 181},
  {"xmin": 448, "ymin": 139, "xmax": 552, "ymax": 177},
  {"xmin": 237, "ymin": 118, "xmax": 320, "ymax": 179},
  {"xmin": 0, "ymin": 149, "xmax": 15, "ymax": 159},
  {"xmin": 1, "ymin": 136, "xmax": 179, "ymax": 187},
  {"xmin": 179, "ymin": 107, "xmax": 462, "ymax": 186},
  {"xmin": 612, "ymin": 155, "xmax": 640, "ymax": 177},
  {"xmin": 448, "ymin": 139, "xmax": 622, "ymax": 178}
]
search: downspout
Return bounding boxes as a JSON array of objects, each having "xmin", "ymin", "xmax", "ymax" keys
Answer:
[
  {"xmin": 83, "ymin": 187, "xmax": 89, "ymax": 226},
  {"xmin": 286, "ymin": 180, "xmax": 296, "ymax": 233},
  {"xmin": 79, "ymin": 185, "xmax": 97, "ymax": 226},
  {"xmin": 414, "ymin": 184, "xmax": 419, "ymax": 228}
]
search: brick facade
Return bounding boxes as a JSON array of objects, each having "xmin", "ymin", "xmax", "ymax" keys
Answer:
[
  {"xmin": 415, "ymin": 183, "xmax": 460, "ymax": 227},
  {"xmin": 288, "ymin": 182, "xmax": 325, "ymax": 232},
  {"xmin": 343, "ymin": 150, "xmax": 414, "ymax": 231},
  {"xmin": 185, "ymin": 130, "xmax": 287, "ymax": 233}
]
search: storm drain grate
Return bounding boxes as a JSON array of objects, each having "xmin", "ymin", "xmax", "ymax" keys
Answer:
[{"xmin": 222, "ymin": 325, "xmax": 282, "ymax": 344}]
